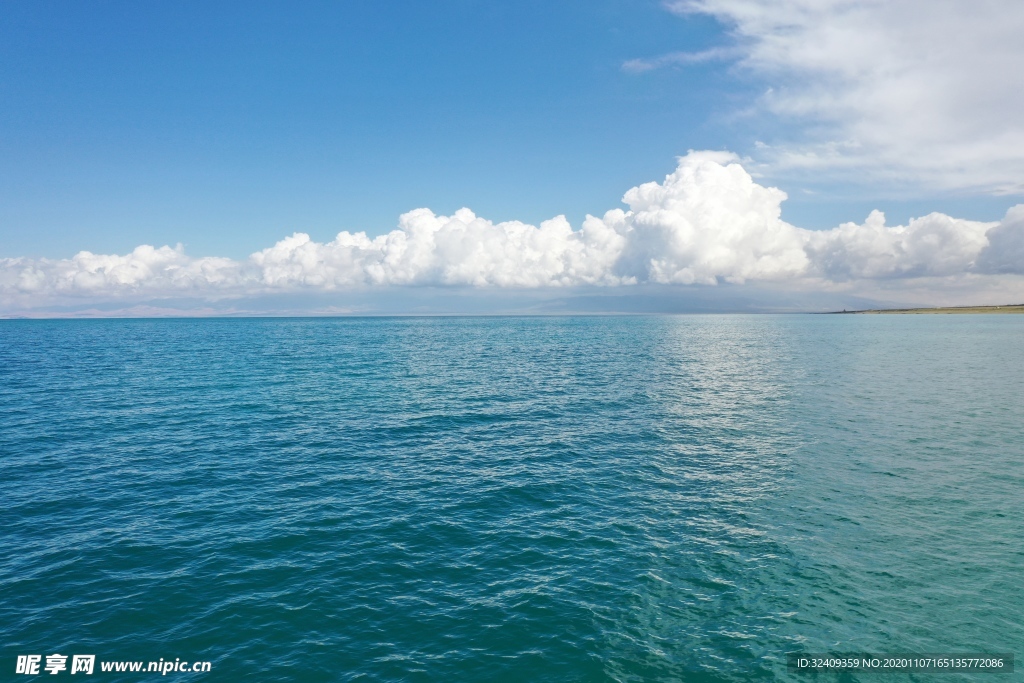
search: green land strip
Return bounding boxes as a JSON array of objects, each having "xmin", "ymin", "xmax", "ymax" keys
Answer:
[{"xmin": 833, "ymin": 304, "xmax": 1024, "ymax": 314}]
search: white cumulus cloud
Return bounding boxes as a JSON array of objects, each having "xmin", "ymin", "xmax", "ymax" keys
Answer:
[
  {"xmin": 250, "ymin": 208, "xmax": 626, "ymax": 289},
  {"xmin": 1, "ymin": 151, "xmax": 1022, "ymax": 312},
  {"xmin": 614, "ymin": 151, "xmax": 808, "ymax": 284},
  {"xmin": 806, "ymin": 211, "xmax": 994, "ymax": 280},
  {"xmin": 0, "ymin": 245, "xmax": 244, "ymax": 297},
  {"xmin": 976, "ymin": 205, "xmax": 1024, "ymax": 274}
]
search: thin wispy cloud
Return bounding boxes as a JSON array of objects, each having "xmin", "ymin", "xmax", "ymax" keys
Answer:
[
  {"xmin": 3, "ymin": 152, "xmax": 1022, "ymax": 313},
  {"xmin": 621, "ymin": 47, "xmax": 740, "ymax": 73}
]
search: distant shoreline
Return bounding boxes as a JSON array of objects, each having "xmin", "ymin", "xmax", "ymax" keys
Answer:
[{"xmin": 830, "ymin": 304, "xmax": 1024, "ymax": 314}]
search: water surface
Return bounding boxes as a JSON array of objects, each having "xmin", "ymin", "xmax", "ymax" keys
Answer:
[{"xmin": 1, "ymin": 316, "xmax": 1021, "ymax": 681}]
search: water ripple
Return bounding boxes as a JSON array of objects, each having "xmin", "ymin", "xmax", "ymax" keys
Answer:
[{"xmin": 1, "ymin": 316, "xmax": 1021, "ymax": 681}]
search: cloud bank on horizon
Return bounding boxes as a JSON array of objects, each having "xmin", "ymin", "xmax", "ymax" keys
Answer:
[
  {"xmin": 3, "ymin": 152, "xmax": 1023, "ymax": 313},
  {"xmin": 639, "ymin": 0, "xmax": 1024, "ymax": 193}
]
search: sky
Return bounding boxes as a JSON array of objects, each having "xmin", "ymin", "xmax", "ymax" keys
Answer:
[{"xmin": 2, "ymin": 0, "xmax": 1023, "ymax": 315}]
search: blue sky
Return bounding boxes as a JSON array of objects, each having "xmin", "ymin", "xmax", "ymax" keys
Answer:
[
  {"xmin": 2, "ymin": 0, "xmax": 1023, "ymax": 314},
  {"xmin": 3, "ymin": 0, "xmax": 1017, "ymax": 260},
  {"xmin": 2, "ymin": 1, "xmax": 734, "ymax": 258}
]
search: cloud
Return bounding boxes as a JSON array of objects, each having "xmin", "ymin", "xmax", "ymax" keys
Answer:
[
  {"xmin": 0, "ymin": 245, "xmax": 244, "ymax": 297},
  {"xmin": 806, "ymin": 211, "xmax": 994, "ymax": 280},
  {"xmin": 611, "ymin": 151, "xmax": 808, "ymax": 284},
  {"xmin": 659, "ymin": 0, "xmax": 1024, "ymax": 193},
  {"xmin": 621, "ymin": 47, "xmax": 740, "ymax": 73},
  {"xmin": 250, "ymin": 208, "xmax": 626, "ymax": 289},
  {"xmin": 2, "ymin": 152, "xmax": 1022, "ymax": 312},
  {"xmin": 976, "ymin": 205, "xmax": 1024, "ymax": 274}
]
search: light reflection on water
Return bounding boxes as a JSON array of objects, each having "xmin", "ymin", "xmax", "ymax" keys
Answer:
[{"xmin": 0, "ymin": 315, "xmax": 1021, "ymax": 682}]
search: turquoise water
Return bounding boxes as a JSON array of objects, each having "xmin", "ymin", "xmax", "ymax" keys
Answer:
[{"xmin": 1, "ymin": 316, "xmax": 1021, "ymax": 682}]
